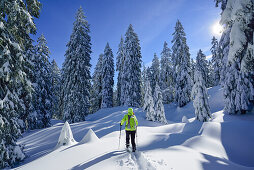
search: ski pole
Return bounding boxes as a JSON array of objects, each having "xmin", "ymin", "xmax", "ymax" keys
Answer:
[
  {"xmin": 118, "ymin": 123, "xmax": 122, "ymax": 149},
  {"xmin": 136, "ymin": 126, "xmax": 138, "ymax": 148}
]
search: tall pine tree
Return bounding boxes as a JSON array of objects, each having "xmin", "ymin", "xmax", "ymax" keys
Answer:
[
  {"xmin": 196, "ymin": 49, "xmax": 209, "ymax": 87},
  {"xmin": 101, "ymin": 43, "xmax": 114, "ymax": 108},
  {"xmin": 51, "ymin": 60, "xmax": 61, "ymax": 119},
  {"xmin": 150, "ymin": 53, "xmax": 160, "ymax": 93},
  {"xmin": 116, "ymin": 36, "xmax": 125, "ymax": 106},
  {"xmin": 91, "ymin": 54, "xmax": 103, "ymax": 113},
  {"xmin": 62, "ymin": 6, "xmax": 92, "ymax": 122},
  {"xmin": 29, "ymin": 34, "xmax": 53, "ymax": 129},
  {"xmin": 216, "ymin": 0, "xmax": 254, "ymax": 114},
  {"xmin": 0, "ymin": 0, "xmax": 41, "ymax": 166},
  {"xmin": 160, "ymin": 41, "xmax": 173, "ymax": 103},
  {"xmin": 121, "ymin": 24, "xmax": 142, "ymax": 107},
  {"xmin": 190, "ymin": 58, "xmax": 196, "ymax": 83},
  {"xmin": 0, "ymin": 21, "xmax": 26, "ymax": 168},
  {"xmin": 171, "ymin": 20, "xmax": 192, "ymax": 107},
  {"xmin": 211, "ymin": 37, "xmax": 221, "ymax": 85},
  {"xmin": 1, "ymin": 0, "xmax": 41, "ymax": 132}
]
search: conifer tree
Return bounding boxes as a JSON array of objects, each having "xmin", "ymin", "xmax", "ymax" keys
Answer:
[
  {"xmin": 101, "ymin": 43, "xmax": 114, "ymax": 108},
  {"xmin": 143, "ymin": 80, "xmax": 155, "ymax": 121},
  {"xmin": 51, "ymin": 60, "xmax": 61, "ymax": 119},
  {"xmin": 0, "ymin": 0, "xmax": 41, "ymax": 166},
  {"xmin": 18, "ymin": 45, "xmax": 35, "ymax": 131},
  {"xmin": 190, "ymin": 58, "xmax": 196, "ymax": 83},
  {"xmin": 150, "ymin": 53, "xmax": 160, "ymax": 92},
  {"xmin": 29, "ymin": 34, "xmax": 53, "ymax": 129},
  {"xmin": 0, "ymin": 21, "xmax": 26, "ymax": 169},
  {"xmin": 62, "ymin": 6, "xmax": 92, "ymax": 122},
  {"xmin": 216, "ymin": 0, "xmax": 254, "ymax": 114},
  {"xmin": 218, "ymin": 27, "xmax": 231, "ymax": 85},
  {"xmin": 154, "ymin": 83, "xmax": 167, "ymax": 124},
  {"xmin": 207, "ymin": 60, "xmax": 214, "ymax": 87},
  {"xmin": 192, "ymin": 68, "xmax": 211, "ymax": 122},
  {"xmin": 160, "ymin": 41, "xmax": 173, "ymax": 103},
  {"xmin": 121, "ymin": 24, "xmax": 142, "ymax": 107},
  {"xmin": 171, "ymin": 20, "xmax": 192, "ymax": 107},
  {"xmin": 116, "ymin": 37, "xmax": 125, "ymax": 106},
  {"xmin": 91, "ymin": 54, "xmax": 103, "ymax": 113},
  {"xmin": 196, "ymin": 50, "xmax": 209, "ymax": 87},
  {"xmin": 211, "ymin": 37, "xmax": 221, "ymax": 85},
  {"xmin": 141, "ymin": 63, "xmax": 147, "ymax": 107}
]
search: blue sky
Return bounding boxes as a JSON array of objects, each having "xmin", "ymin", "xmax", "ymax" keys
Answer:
[{"xmin": 32, "ymin": 0, "xmax": 221, "ymax": 71}]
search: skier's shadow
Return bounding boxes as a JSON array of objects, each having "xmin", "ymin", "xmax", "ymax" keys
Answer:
[{"xmin": 70, "ymin": 150, "xmax": 125, "ymax": 170}]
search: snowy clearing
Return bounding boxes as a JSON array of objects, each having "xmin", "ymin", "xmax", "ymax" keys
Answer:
[{"xmin": 14, "ymin": 86, "xmax": 254, "ymax": 170}]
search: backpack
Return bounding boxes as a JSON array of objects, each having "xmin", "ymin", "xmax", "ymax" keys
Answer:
[{"xmin": 127, "ymin": 113, "xmax": 136, "ymax": 129}]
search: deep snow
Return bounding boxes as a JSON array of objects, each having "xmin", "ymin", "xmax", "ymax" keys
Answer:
[{"xmin": 14, "ymin": 86, "xmax": 254, "ymax": 170}]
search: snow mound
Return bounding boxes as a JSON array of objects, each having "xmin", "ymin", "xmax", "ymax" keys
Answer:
[
  {"xmin": 79, "ymin": 128, "xmax": 100, "ymax": 144},
  {"xmin": 182, "ymin": 116, "xmax": 189, "ymax": 123},
  {"xmin": 55, "ymin": 121, "xmax": 76, "ymax": 149}
]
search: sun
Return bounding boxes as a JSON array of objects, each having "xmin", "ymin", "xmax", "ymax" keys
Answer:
[{"xmin": 212, "ymin": 21, "xmax": 223, "ymax": 36}]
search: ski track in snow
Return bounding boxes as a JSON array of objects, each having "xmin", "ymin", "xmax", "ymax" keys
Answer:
[{"xmin": 117, "ymin": 150, "xmax": 159, "ymax": 170}]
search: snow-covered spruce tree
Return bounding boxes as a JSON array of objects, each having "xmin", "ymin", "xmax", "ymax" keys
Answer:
[
  {"xmin": 51, "ymin": 60, "xmax": 61, "ymax": 119},
  {"xmin": 1, "ymin": 0, "xmax": 41, "ymax": 132},
  {"xmin": 146, "ymin": 66, "xmax": 153, "ymax": 85},
  {"xmin": 223, "ymin": 61, "xmax": 251, "ymax": 114},
  {"xmin": 218, "ymin": 27, "xmax": 231, "ymax": 84},
  {"xmin": 211, "ymin": 36, "xmax": 221, "ymax": 85},
  {"xmin": 140, "ymin": 63, "xmax": 147, "ymax": 107},
  {"xmin": 0, "ymin": 0, "xmax": 41, "ymax": 166},
  {"xmin": 154, "ymin": 83, "xmax": 167, "ymax": 124},
  {"xmin": 150, "ymin": 53, "xmax": 160, "ymax": 93},
  {"xmin": 0, "ymin": 21, "xmax": 26, "ymax": 169},
  {"xmin": 171, "ymin": 20, "xmax": 192, "ymax": 107},
  {"xmin": 207, "ymin": 60, "xmax": 214, "ymax": 87},
  {"xmin": 196, "ymin": 49, "xmax": 209, "ymax": 87},
  {"xmin": 101, "ymin": 43, "xmax": 114, "ymax": 108},
  {"xmin": 160, "ymin": 41, "xmax": 173, "ymax": 103},
  {"xmin": 143, "ymin": 80, "xmax": 155, "ymax": 121},
  {"xmin": 18, "ymin": 45, "xmax": 35, "ymax": 132},
  {"xmin": 62, "ymin": 6, "xmax": 92, "ymax": 123},
  {"xmin": 190, "ymin": 58, "xmax": 196, "ymax": 83},
  {"xmin": 191, "ymin": 68, "xmax": 211, "ymax": 122},
  {"xmin": 58, "ymin": 70, "xmax": 65, "ymax": 119},
  {"xmin": 221, "ymin": 0, "xmax": 254, "ymax": 69},
  {"xmin": 91, "ymin": 54, "xmax": 103, "ymax": 113},
  {"xmin": 121, "ymin": 24, "xmax": 142, "ymax": 107},
  {"xmin": 216, "ymin": 0, "xmax": 254, "ymax": 114},
  {"xmin": 244, "ymin": 41, "xmax": 254, "ymax": 71},
  {"xmin": 29, "ymin": 34, "xmax": 53, "ymax": 129},
  {"xmin": 116, "ymin": 36, "xmax": 125, "ymax": 106}
]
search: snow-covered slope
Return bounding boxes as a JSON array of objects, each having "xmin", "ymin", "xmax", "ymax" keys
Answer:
[{"xmin": 14, "ymin": 86, "xmax": 254, "ymax": 170}]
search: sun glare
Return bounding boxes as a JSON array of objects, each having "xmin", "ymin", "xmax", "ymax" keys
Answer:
[{"xmin": 212, "ymin": 21, "xmax": 223, "ymax": 36}]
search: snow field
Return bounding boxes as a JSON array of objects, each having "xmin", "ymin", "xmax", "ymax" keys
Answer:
[{"xmin": 15, "ymin": 86, "xmax": 254, "ymax": 170}]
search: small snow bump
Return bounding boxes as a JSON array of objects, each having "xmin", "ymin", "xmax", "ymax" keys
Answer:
[{"xmin": 79, "ymin": 128, "xmax": 100, "ymax": 144}]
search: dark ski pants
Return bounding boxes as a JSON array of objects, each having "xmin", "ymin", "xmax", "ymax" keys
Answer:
[{"xmin": 126, "ymin": 130, "xmax": 136, "ymax": 150}]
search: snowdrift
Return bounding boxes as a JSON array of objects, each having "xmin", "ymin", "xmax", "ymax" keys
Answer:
[
  {"xmin": 79, "ymin": 128, "xmax": 100, "ymax": 144},
  {"xmin": 55, "ymin": 121, "xmax": 76, "ymax": 149}
]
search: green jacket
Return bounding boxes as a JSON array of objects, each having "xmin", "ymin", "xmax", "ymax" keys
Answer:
[{"xmin": 121, "ymin": 110, "xmax": 138, "ymax": 131}]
